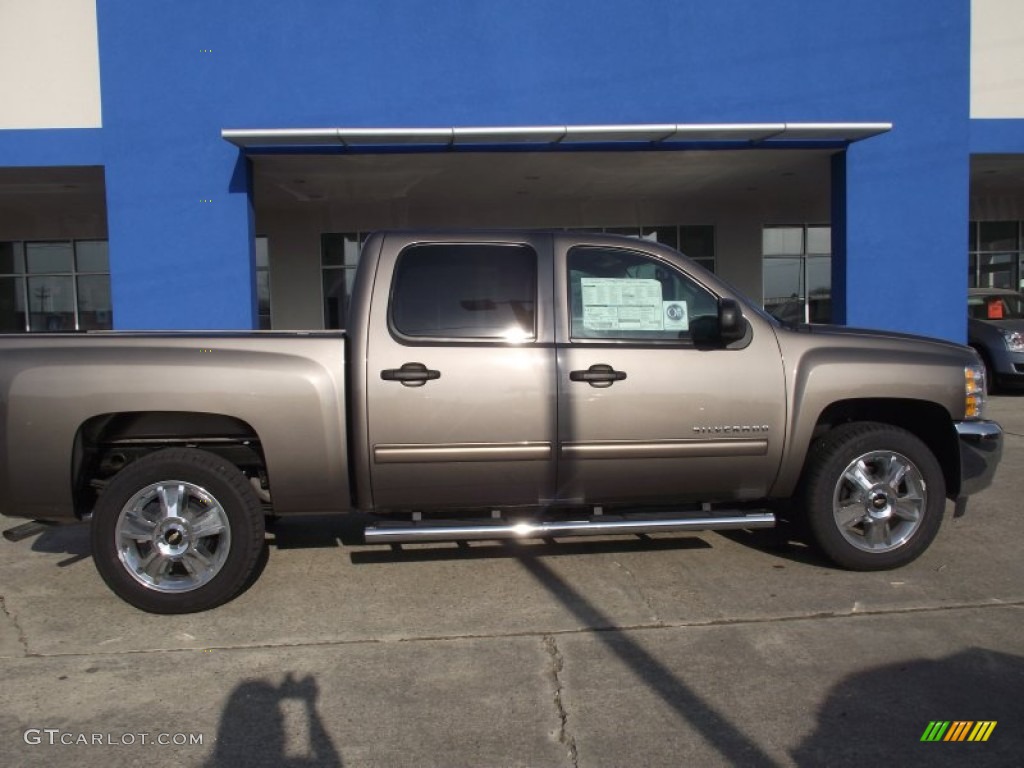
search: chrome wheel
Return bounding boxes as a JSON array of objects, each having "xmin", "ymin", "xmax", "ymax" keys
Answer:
[
  {"xmin": 115, "ymin": 480, "xmax": 232, "ymax": 593},
  {"xmin": 831, "ymin": 450, "xmax": 926, "ymax": 553}
]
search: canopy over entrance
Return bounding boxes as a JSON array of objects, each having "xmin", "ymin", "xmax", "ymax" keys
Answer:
[{"xmin": 222, "ymin": 122, "xmax": 892, "ymax": 151}]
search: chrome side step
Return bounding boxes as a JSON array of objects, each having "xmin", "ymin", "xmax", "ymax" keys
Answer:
[{"xmin": 363, "ymin": 511, "xmax": 775, "ymax": 544}]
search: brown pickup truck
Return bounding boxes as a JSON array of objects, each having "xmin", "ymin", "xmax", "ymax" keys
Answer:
[{"xmin": 0, "ymin": 231, "xmax": 1004, "ymax": 613}]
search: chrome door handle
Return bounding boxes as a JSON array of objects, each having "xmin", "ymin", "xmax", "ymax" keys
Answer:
[
  {"xmin": 569, "ymin": 364, "xmax": 627, "ymax": 388},
  {"xmin": 381, "ymin": 362, "xmax": 441, "ymax": 387}
]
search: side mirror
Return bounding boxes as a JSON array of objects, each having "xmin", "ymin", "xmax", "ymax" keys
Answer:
[{"xmin": 718, "ymin": 298, "xmax": 746, "ymax": 343}]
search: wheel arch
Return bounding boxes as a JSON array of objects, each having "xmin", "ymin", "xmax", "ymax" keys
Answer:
[
  {"xmin": 73, "ymin": 411, "xmax": 266, "ymax": 518},
  {"xmin": 780, "ymin": 398, "xmax": 961, "ymax": 501}
]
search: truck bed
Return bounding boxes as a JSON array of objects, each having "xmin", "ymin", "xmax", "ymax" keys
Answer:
[{"xmin": 0, "ymin": 332, "xmax": 351, "ymax": 521}]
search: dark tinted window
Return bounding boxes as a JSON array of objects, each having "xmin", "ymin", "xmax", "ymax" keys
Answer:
[
  {"xmin": 568, "ymin": 246, "xmax": 718, "ymax": 342},
  {"xmin": 391, "ymin": 244, "xmax": 536, "ymax": 340}
]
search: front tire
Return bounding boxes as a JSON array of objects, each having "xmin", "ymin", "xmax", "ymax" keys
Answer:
[
  {"xmin": 801, "ymin": 422, "xmax": 945, "ymax": 571},
  {"xmin": 91, "ymin": 448, "xmax": 266, "ymax": 613}
]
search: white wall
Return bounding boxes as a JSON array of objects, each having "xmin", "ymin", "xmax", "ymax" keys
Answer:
[
  {"xmin": 971, "ymin": 0, "xmax": 1024, "ymax": 118},
  {"xmin": 258, "ymin": 209, "xmax": 327, "ymax": 330},
  {"xmin": 714, "ymin": 221, "xmax": 765, "ymax": 301},
  {"xmin": 0, "ymin": 199, "xmax": 107, "ymax": 239},
  {"xmin": 0, "ymin": 0, "xmax": 102, "ymax": 129},
  {"xmin": 0, "ymin": 168, "xmax": 107, "ymax": 239}
]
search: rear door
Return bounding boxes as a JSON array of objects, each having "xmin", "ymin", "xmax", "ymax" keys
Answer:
[
  {"xmin": 554, "ymin": 236, "xmax": 787, "ymax": 506},
  {"xmin": 365, "ymin": 233, "xmax": 557, "ymax": 511}
]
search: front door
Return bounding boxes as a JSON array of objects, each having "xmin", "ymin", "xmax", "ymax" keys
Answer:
[
  {"xmin": 365, "ymin": 234, "xmax": 557, "ymax": 511},
  {"xmin": 554, "ymin": 237, "xmax": 787, "ymax": 506}
]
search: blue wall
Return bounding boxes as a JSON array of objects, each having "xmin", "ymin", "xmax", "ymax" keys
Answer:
[
  {"xmin": 0, "ymin": 129, "xmax": 103, "ymax": 167},
  {"xmin": 971, "ymin": 119, "xmax": 1024, "ymax": 153},
  {"xmin": 0, "ymin": 0, "xmax": 976, "ymax": 338}
]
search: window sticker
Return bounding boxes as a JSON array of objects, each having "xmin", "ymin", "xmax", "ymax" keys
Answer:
[
  {"xmin": 662, "ymin": 300, "xmax": 689, "ymax": 331},
  {"xmin": 581, "ymin": 277, "xmax": 664, "ymax": 331}
]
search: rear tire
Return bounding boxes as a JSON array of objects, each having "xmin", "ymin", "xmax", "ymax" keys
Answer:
[
  {"xmin": 800, "ymin": 422, "xmax": 945, "ymax": 571},
  {"xmin": 91, "ymin": 448, "xmax": 265, "ymax": 613}
]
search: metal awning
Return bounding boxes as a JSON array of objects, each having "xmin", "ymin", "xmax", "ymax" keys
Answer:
[{"xmin": 222, "ymin": 122, "xmax": 892, "ymax": 151}]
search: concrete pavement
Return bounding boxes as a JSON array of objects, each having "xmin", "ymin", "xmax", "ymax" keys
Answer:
[{"xmin": 1, "ymin": 397, "xmax": 1022, "ymax": 766}]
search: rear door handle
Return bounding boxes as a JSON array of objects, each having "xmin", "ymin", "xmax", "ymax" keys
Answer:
[
  {"xmin": 381, "ymin": 362, "xmax": 441, "ymax": 387},
  {"xmin": 569, "ymin": 364, "xmax": 627, "ymax": 388}
]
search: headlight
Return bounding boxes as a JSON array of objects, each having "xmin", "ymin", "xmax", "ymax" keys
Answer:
[
  {"xmin": 965, "ymin": 364, "xmax": 986, "ymax": 419},
  {"xmin": 1001, "ymin": 329, "xmax": 1024, "ymax": 352}
]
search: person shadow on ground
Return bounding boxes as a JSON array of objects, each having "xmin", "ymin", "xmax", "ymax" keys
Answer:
[
  {"xmin": 207, "ymin": 673, "xmax": 341, "ymax": 768},
  {"xmin": 793, "ymin": 648, "xmax": 1024, "ymax": 767}
]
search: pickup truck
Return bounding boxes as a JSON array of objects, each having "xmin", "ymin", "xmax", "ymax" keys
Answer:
[{"xmin": 0, "ymin": 231, "xmax": 1004, "ymax": 613}]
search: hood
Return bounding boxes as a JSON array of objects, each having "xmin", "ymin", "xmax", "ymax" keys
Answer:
[
  {"xmin": 784, "ymin": 322, "xmax": 971, "ymax": 353},
  {"xmin": 969, "ymin": 316, "xmax": 1024, "ymax": 332}
]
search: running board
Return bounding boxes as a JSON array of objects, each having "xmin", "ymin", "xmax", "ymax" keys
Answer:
[{"xmin": 363, "ymin": 511, "xmax": 775, "ymax": 544}]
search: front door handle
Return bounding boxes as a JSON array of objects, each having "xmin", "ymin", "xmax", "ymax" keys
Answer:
[
  {"xmin": 381, "ymin": 362, "xmax": 441, "ymax": 387},
  {"xmin": 569, "ymin": 364, "xmax": 627, "ymax": 388}
]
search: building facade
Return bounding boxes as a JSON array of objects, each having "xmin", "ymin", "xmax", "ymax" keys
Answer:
[{"xmin": 1, "ymin": 0, "xmax": 1022, "ymax": 342}]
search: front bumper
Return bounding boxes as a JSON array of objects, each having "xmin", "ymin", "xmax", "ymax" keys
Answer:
[
  {"xmin": 954, "ymin": 420, "xmax": 1003, "ymax": 503},
  {"xmin": 992, "ymin": 349, "xmax": 1024, "ymax": 386}
]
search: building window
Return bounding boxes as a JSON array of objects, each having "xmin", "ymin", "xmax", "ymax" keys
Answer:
[
  {"xmin": 255, "ymin": 236, "xmax": 271, "ymax": 330},
  {"xmin": 0, "ymin": 240, "xmax": 112, "ymax": 332},
  {"xmin": 969, "ymin": 221, "xmax": 1022, "ymax": 290},
  {"xmin": 762, "ymin": 225, "xmax": 831, "ymax": 324},
  {"xmin": 321, "ymin": 233, "xmax": 364, "ymax": 330}
]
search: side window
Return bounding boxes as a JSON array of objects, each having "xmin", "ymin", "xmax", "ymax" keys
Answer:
[
  {"xmin": 391, "ymin": 243, "xmax": 537, "ymax": 340},
  {"xmin": 568, "ymin": 246, "xmax": 718, "ymax": 342}
]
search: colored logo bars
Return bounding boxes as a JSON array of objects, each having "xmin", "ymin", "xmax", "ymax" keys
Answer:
[{"xmin": 920, "ymin": 721, "xmax": 997, "ymax": 742}]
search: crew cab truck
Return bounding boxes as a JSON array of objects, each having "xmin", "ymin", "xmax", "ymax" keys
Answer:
[{"xmin": 0, "ymin": 231, "xmax": 1004, "ymax": 613}]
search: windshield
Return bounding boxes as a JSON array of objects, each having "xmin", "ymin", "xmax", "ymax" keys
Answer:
[{"xmin": 969, "ymin": 293, "xmax": 1024, "ymax": 321}]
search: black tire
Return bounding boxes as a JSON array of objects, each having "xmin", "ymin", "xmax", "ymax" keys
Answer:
[
  {"xmin": 90, "ymin": 448, "xmax": 266, "ymax": 613},
  {"xmin": 800, "ymin": 422, "xmax": 945, "ymax": 571}
]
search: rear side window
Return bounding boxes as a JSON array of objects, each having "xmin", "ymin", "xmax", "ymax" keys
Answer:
[{"xmin": 390, "ymin": 243, "xmax": 537, "ymax": 340}]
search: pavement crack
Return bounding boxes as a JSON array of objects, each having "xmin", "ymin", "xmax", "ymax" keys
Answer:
[
  {"xmin": 613, "ymin": 559, "xmax": 663, "ymax": 625},
  {"xmin": 542, "ymin": 635, "xmax": 579, "ymax": 768},
  {"xmin": 11, "ymin": 600, "xmax": 1023, "ymax": 660},
  {"xmin": 0, "ymin": 596, "xmax": 31, "ymax": 656}
]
